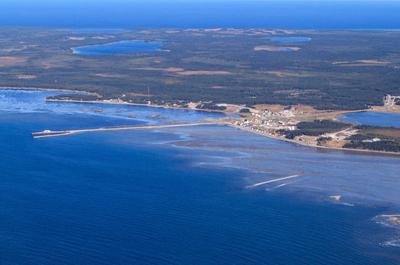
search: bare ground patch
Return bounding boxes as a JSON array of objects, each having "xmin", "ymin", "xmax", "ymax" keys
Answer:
[
  {"xmin": 333, "ymin": 59, "xmax": 390, "ymax": 67},
  {"xmin": 265, "ymin": 70, "xmax": 316, "ymax": 78},
  {"xmin": 164, "ymin": 79, "xmax": 182, "ymax": 85},
  {"xmin": 94, "ymin": 73, "xmax": 127, "ymax": 78},
  {"xmin": 134, "ymin": 67, "xmax": 185, "ymax": 73},
  {"xmin": 0, "ymin": 56, "xmax": 27, "ymax": 67},
  {"xmin": 0, "ymin": 45, "xmax": 37, "ymax": 53},
  {"xmin": 134, "ymin": 67, "xmax": 232, "ymax": 76},
  {"xmin": 67, "ymin": 36, "xmax": 86, "ymax": 41},
  {"xmin": 176, "ymin": 70, "xmax": 232, "ymax": 76},
  {"xmin": 125, "ymin": 92, "xmax": 154, "ymax": 97},
  {"xmin": 273, "ymin": 89, "xmax": 321, "ymax": 97},
  {"xmin": 16, "ymin": 74, "xmax": 37, "ymax": 80}
]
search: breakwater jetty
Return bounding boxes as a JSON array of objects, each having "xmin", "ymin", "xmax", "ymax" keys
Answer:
[{"xmin": 32, "ymin": 122, "xmax": 222, "ymax": 139}]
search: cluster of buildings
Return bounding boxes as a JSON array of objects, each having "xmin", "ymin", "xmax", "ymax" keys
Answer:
[
  {"xmin": 383, "ymin": 95, "xmax": 400, "ymax": 108},
  {"xmin": 232, "ymin": 109, "xmax": 298, "ymax": 136}
]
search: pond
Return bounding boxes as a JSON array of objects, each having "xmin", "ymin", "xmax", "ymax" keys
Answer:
[{"xmin": 72, "ymin": 40, "xmax": 163, "ymax": 56}]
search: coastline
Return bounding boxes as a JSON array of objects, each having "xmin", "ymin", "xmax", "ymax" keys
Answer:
[
  {"xmin": 43, "ymin": 97, "xmax": 400, "ymax": 157},
  {"xmin": 229, "ymin": 124, "xmax": 400, "ymax": 157},
  {"xmin": 45, "ymin": 98, "xmax": 400, "ymax": 157},
  {"xmin": 2, "ymin": 87, "xmax": 399, "ymax": 157}
]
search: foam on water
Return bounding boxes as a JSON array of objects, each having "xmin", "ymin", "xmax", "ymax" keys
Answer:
[
  {"xmin": 382, "ymin": 240, "xmax": 400, "ymax": 247},
  {"xmin": 373, "ymin": 215, "xmax": 400, "ymax": 248}
]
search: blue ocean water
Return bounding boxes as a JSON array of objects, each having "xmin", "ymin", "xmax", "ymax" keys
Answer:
[
  {"xmin": 72, "ymin": 40, "xmax": 163, "ymax": 56},
  {"xmin": 0, "ymin": 90, "xmax": 399, "ymax": 264},
  {"xmin": 339, "ymin": 112, "xmax": 400, "ymax": 128},
  {"xmin": 0, "ymin": 1, "xmax": 400, "ymax": 29}
]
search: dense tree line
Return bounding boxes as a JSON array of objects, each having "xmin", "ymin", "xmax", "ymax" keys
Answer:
[
  {"xmin": 344, "ymin": 125, "xmax": 400, "ymax": 152},
  {"xmin": 344, "ymin": 140, "xmax": 400, "ymax": 152},
  {"xmin": 279, "ymin": 120, "xmax": 350, "ymax": 139}
]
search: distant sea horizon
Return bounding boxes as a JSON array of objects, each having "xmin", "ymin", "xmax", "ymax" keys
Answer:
[{"xmin": 0, "ymin": 1, "xmax": 400, "ymax": 29}]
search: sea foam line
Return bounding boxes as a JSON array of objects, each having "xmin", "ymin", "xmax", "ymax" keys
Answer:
[{"xmin": 246, "ymin": 174, "xmax": 301, "ymax": 189}]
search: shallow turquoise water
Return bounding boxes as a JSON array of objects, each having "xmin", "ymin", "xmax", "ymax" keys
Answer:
[{"xmin": 0, "ymin": 90, "xmax": 399, "ymax": 265}]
